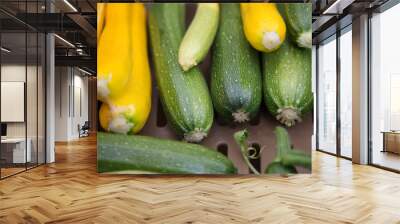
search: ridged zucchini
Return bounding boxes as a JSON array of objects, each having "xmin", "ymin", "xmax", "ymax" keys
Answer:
[
  {"xmin": 98, "ymin": 132, "xmax": 237, "ymax": 174},
  {"xmin": 263, "ymin": 39, "xmax": 312, "ymax": 127},
  {"xmin": 211, "ymin": 3, "xmax": 262, "ymax": 123},
  {"xmin": 280, "ymin": 3, "xmax": 312, "ymax": 49},
  {"xmin": 179, "ymin": 3, "xmax": 219, "ymax": 71},
  {"xmin": 149, "ymin": 4, "xmax": 214, "ymax": 142}
]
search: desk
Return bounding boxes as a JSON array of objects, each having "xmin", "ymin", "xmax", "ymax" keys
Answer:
[
  {"xmin": 381, "ymin": 131, "xmax": 400, "ymax": 154},
  {"xmin": 1, "ymin": 138, "xmax": 31, "ymax": 163}
]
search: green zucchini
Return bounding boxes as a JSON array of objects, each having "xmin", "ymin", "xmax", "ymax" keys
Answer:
[
  {"xmin": 211, "ymin": 3, "xmax": 262, "ymax": 123},
  {"xmin": 280, "ymin": 3, "xmax": 312, "ymax": 49},
  {"xmin": 149, "ymin": 4, "xmax": 214, "ymax": 142},
  {"xmin": 179, "ymin": 3, "xmax": 219, "ymax": 71},
  {"xmin": 98, "ymin": 132, "xmax": 237, "ymax": 174},
  {"xmin": 263, "ymin": 39, "xmax": 312, "ymax": 127}
]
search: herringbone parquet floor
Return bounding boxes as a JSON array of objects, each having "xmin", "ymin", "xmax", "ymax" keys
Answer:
[{"xmin": 0, "ymin": 135, "xmax": 400, "ymax": 224}]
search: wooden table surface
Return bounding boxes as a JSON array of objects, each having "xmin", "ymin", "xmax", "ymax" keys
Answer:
[{"xmin": 0, "ymin": 135, "xmax": 399, "ymax": 223}]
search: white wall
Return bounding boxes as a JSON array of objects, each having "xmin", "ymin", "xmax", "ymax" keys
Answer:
[
  {"xmin": 72, "ymin": 73, "xmax": 89, "ymax": 138},
  {"xmin": 1, "ymin": 65, "xmax": 26, "ymax": 140},
  {"xmin": 54, "ymin": 67, "xmax": 89, "ymax": 141},
  {"xmin": 1, "ymin": 63, "xmax": 46, "ymax": 164},
  {"xmin": 1, "ymin": 65, "xmax": 36, "ymax": 138},
  {"xmin": 55, "ymin": 67, "xmax": 69, "ymax": 141}
]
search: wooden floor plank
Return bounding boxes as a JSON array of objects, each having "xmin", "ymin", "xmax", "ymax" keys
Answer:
[{"xmin": 0, "ymin": 135, "xmax": 399, "ymax": 223}]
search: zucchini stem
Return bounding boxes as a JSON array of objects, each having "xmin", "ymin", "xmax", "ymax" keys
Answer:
[
  {"xmin": 184, "ymin": 128, "xmax": 207, "ymax": 143},
  {"xmin": 276, "ymin": 108, "xmax": 302, "ymax": 127},
  {"xmin": 297, "ymin": 31, "xmax": 312, "ymax": 49},
  {"xmin": 97, "ymin": 75, "xmax": 111, "ymax": 102},
  {"xmin": 282, "ymin": 148, "xmax": 311, "ymax": 169},
  {"xmin": 233, "ymin": 130, "xmax": 260, "ymax": 175},
  {"xmin": 275, "ymin": 126, "xmax": 291, "ymax": 158},
  {"xmin": 232, "ymin": 109, "xmax": 250, "ymax": 123},
  {"xmin": 234, "ymin": 127, "xmax": 311, "ymax": 175},
  {"xmin": 179, "ymin": 57, "xmax": 197, "ymax": 72},
  {"xmin": 107, "ymin": 104, "xmax": 137, "ymax": 134},
  {"xmin": 274, "ymin": 127, "xmax": 311, "ymax": 170},
  {"xmin": 262, "ymin": 31, "xmax": 281, "ymax": 51}
]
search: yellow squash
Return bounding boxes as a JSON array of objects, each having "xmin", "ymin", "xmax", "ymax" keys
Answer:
[
  {"xmin": 99, "ymin": 103, "xmax": 111, "ymax": 132},
  {"xmin": 240, "ymin": 3, "xmax": 286, "ymax": 53},
  {"xmin": 97, "ymin": 3, "xmax": 106, "ymax": 42},
  {"xmin": 97, "ymin": 3, "xmax": 133, "ymax": 102},
  {"xmin": 99, "ymin": 4, "xmax": 152, "ymax": 134}
]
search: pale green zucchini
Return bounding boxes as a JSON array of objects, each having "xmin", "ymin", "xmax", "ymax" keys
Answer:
[
  {"xmin": 148, "ymin": 4, "xmax": 214, "ymax": 142},
  {"xmin": 179, "ymin": 3, "xmax": 219, "ymax": 71}
]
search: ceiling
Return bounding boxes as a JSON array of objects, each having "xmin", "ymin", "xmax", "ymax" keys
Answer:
[
  {"xmin": 0, "ymin": 0, "xmax": 97, "ymax": 72},
  {"xmin": 1, "ymin": 32, "xmax": 45, "ymax": 62},
  {"xmin": 0, "ymin": 0, "xmax": 97, "ymax": 14},
  {"xmin": 312, "ymin": 0, "xmax": 392, "ymax": 44},
  {"xmin": 0, "ymin": 0, "xmax": 396, "ymax": 71}
]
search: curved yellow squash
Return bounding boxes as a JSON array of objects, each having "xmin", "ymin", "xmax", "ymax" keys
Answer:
[
  {"xmin": 99, "ymin": 4, "xmax": 152, "ymax": 134},
  {"xmin": 97, "ymin": 3, "xmax": 133, "ymax": 102},
  {"xmin": 97, "ymin": 3, "xmax": 106, "ymax": 42},
  {"xmin": 240, "ymin": 3, "xmax": 286, "ymax": 53}
]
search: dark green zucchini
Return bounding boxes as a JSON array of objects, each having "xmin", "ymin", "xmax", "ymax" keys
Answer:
[
  {"xmin": 211, "ymin": 3, "xmax": 262, "ymax": 123},
  {"xmin": 98, "ymin": 132, "xmax": 237, "ymax": 174},
  {"xmin": 280, "ymin": 3, "xmax": 312, "ymax": 49},
  {"xmin": 148, "ymin": 4, "xmax": 214, "ymax": 142},
  {"xmin": 263, "ymin": 38, "xmax": 312, "ymax": 127}
]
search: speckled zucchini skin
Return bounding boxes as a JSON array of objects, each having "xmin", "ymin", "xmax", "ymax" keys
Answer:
[
  {"xmin": 148, "ymin": 4, "xmax": 214, "ymax": 142},
  {"xmin": 97, "ymin": 132, "xmax": 237, "ymax": 174},
  {"xmin": 262, "ymin": 38, "xmax": 313, "ymax": 126},
  {"xmin": 210, "ymin": 3, "xmax": 262, "ymax": 123},
  {"xmin": 280, "ymin": 3, "xmax": 312, "ymax": 48}
]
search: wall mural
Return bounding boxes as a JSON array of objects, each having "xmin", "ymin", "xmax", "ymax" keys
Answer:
[{"xmin": 97, "ymin": 3, "xmax": 313, "ymax": 175}]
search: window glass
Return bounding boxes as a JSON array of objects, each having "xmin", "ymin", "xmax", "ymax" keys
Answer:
[
  {"xmin": 0, "ymin": 1, "xmax": 46, "ymax": 178},
  {"xmin": 1, "ymin": 30, "xmax": 28, "ymax": 178},
  {"xmin": 340, "ymin": 28, "xmax": 352, "ymax": 158},
  {"xmin": 318, "ymin": 36, "xmax": 337, "ymax": 154},
  {"xmin": 371, "ymin": 3, "xmax": 400, "ymax": 171}
]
